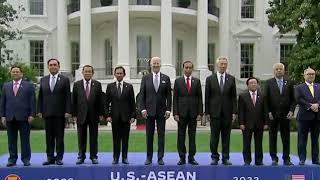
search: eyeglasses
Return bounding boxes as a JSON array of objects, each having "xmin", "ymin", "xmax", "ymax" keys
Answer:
[{"xmin": 306, "ymin": 73, "xmax": 315, "ymax": 75}]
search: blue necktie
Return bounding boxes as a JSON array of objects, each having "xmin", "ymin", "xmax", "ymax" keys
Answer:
[{"xmin": 278, "ymin": 79, "xmax": 283, "ymax": 94}]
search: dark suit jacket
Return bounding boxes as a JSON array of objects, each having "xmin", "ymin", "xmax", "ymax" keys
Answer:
[
  {"xmin": 265, "ymin": 77, "xmax": 296, "ymax": 118},
  {"xmin": 106, "ymin": 81, "xmax": 135, "ymax": 123},
  {"xmin": 0, "ymin": 80, "xmax": 36, "ymax": 121},
  {"xmin": 238, "ymin": 90, "xmax": 269, "ymax": 129},
  {"xmin": 295, "ymin": 82, "xmax": 320, "ymax": 121},
  {"xmin": 37, "ymin": 74, "xmax": 71, "ymax": 118},
  {"xmin": 205, "ymin": 73, "xmax": 237, "ymax": 119},
  {"xmin": 72, "ymin": 79, "xmax": 104, "ymax": 125},
  {"xmin": 173, "ymin": 76, "xmax": 203, "ymax": 119},
  {"xmin": 139, "ymin": 73, "xmax": 172, "ymax": 117}
]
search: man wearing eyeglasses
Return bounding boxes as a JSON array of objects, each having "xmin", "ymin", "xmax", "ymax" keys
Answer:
[{"xmin": 295, "ymin": 67, "xmax": 320, "ymax": 165}]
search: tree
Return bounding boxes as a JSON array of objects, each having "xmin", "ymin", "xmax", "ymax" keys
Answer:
[
  {"xmin": 266, "ymin": 0, "xmax": 320, "ymax": 81},
  {"xmin": 0, "ymin": 0, "xmax": 24, "ymax": 65}
]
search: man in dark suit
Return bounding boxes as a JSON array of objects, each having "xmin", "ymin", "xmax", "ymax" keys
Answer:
[
  {"xmin": 106, "ymin": 66, "xmax": 135, "ymax": 164},
  {"xmin": 205, "ymin": 56, "xmax": 237, "ymax": 165},
  {"xmin": 72, "ymin": 65, "xmax": 104, "ymax": 165},
  {"xmin": 265, "ymin": 63, "xmax": 295, "ymax": 166},
  {"xmin": 295, "ymin": 67, "xmax": 320, "ymax": 165},
  {"xmin": 38, "ymin": 58, "xmax": 71, "ymax": 166},
  {"xmin": 139, "ymin": 56, "xmax": 172, "ymax": 165},
  {"xmin": 173, "ymin": 61, "xmax": 202, "ymax": 165},
  {"xmin": 0, "ymin": 65, "xmax": 36, "ymax": 167},
  {"xmin": 238, "ymin": 77, "xmax": 269, "ymax": 166}
]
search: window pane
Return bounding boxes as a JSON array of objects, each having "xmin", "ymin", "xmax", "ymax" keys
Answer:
[
  {"xmin": 71, "ymin": 42, "xmax": 80, "ymax": 77},
  {"xmin": 137, "ymin": 36, "xmax": 151, "ymax": 75},
  {"xmin": 208, "ymin": 43, "xmax": 215, "ymax": 71},
  {"xmin": 30, "ymin": 40, "xmax": 44, "ymax": 76},
  {"xmin": 240, "ymin": 43, "xmax": 254, "ymax": 78},
  {"xmin": 176, "ymin": 40, "xmax": 183, "ymax": 76},
  {"xmin": 30, "ymin": 0, "xmax": 44, "ymax": 15},
  {"xmin": 241, "ymin": 0, "xmax": 254, "ymax": 18},
  {"xmin": 105, "ymin": 39, "xmax": 113, "ymax": 76},
  {"xmin": 280, "ymin": 43, "xmax": 293, "ymax": 75}
]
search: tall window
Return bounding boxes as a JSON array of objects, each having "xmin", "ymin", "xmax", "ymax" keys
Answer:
[
  {"xmin": 30, "ymin": 40, "xmax": 44, "ymax": 76},
  {"xmin": 137, "ymin": 36, "xmax": 151, "ymax": 75},
  {"xmin": 71, "ymin": 42, "xmax": 80, "ymax": 77},
  {"xmin": 105, "ymin": 39, "xmax": 113, "ymax": 76},
  {"xmin": 241, "ymin": 0, "xmax": 254, "ymax": 18},
  {"xmin": 280, "ymin": 43, "xmax": 293, "ymax": 74},
  {"xmin": 29, "ymin": 0, "xmax": 44, "ymax": 15},
  {"xmin": 240, "ymin": 43, "xmax": 254, "ymax": 78},
  {"xmin": 176, "ymin": 40, "xmax": 183, "ymax": 76},
  {"xmin": 208, "ymin": 43, "xmax": 215, "ymax": 71}
]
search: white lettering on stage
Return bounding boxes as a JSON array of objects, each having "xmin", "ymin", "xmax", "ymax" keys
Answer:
[{"xmin": 110, "ymin": 171, "xmax": 196, "ymax": 180}]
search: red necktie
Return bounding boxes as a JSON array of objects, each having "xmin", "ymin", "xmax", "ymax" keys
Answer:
[
  {"xmin": 186, "ymin": 77, "xmax": 191, "ymax": 94},
  {"xmin": 85, "ymin": 81, "xmax": 90, "ymax": 99},
  {"xmin": 252, "ymin": 92, "xmax": 256, "ymax": 106},
  {"xmin": 13, "ymin": 82, "xmax": 19, "ymax": 96}
]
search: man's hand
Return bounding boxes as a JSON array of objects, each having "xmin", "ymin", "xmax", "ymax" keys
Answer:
[
  {"xmin": 287, "ymin": 111, "xmax": 293, "ymax": 119},
  {"xmin": 99, "ymin": 116, "xmax": 104, "ymax": 121},
  {"xmin": 240, "ymin": 125, "xmax": 245, "ymax": 130},
  {"xmin": 28, "ymin": 116, "xmax": 34, "ymax": 125},
  {"xmin": 141, "ymin": 110, "xmax": 148, "ymax": 119},
  {"xmin": 1, "ymin": 117, "xmax": 6, "ymax": 127},
  {"xmin": 269, "ymin": 112, "xmax": 274, "ymax": 120},
  {"xmin": 130, "ymin": 118, "xmax": 135, "ymax": 124},
  {"xmin": 232, "ymin": 114, "xmax": 237, "ymax": 123},
  {"xmin": 263, "ymin": 125, "xmax": 268, "ymax": 130},
  {"xmin": 106, "ymin": 117, "xmax": 112, "ymax": 122},
  {"xmin": 206, "ymin": 114, "xmax": 211, "ymax": 121},
  {"xmin": 174, "ymin": 115, "xmax": 179, "ymax": 122},
  {"xmin": 65, "ymin": 113, "xmax": 71, "ymax": 119},
  {"xmin": 196, "ymin": 115, "xmax": 202, "ymax": 121},
  {"xmin": 164, "ymin": 111, "xmax": 170, "ymax": 120},
  {"xmin": 37, "ymin": 113, "xmax": 42, "ymax": 118}
]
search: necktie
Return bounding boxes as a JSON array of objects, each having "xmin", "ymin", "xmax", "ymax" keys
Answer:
[
  {"xmin": 252, "ymin": 92, "xmax": 256, "ymax": 106},
  {"xmin": 85, "ymin": 81, "xmax": 90, "ymax": 99},
  {"xmin": 308, "ymin": 84, "xmax": 314, "ymax": 97},
  {"xmin": 219, "ymin": 75, "xmax": 224, "ymax": 92},
  {"xmin": 186, "ymin": 77, "xmax": 191, "ymax": 94},
  {"xmin": 154, "ymin": 74, "xmax": 159, "ymax": 92},
  {"xmin": 278, "ymin": 79, "xmax": 283, "ymax": 94},
  {"xmin": 13, "ymin": 82, "xmax": 19, "ymax": 96},
  {"xmin": 117, "ymin": 82, "xmax": 121, "ymax": 97},
  {"xmin": 50, "ymin": 76, "xmax": 56, "ymax": 92}
]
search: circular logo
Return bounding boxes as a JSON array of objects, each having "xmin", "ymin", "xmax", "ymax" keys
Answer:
[{"xmin": 4, "ymin": 174, "xmax": 21, "ymax": 180}]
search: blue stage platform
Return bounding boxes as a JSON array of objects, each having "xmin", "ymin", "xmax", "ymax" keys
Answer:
[{"xmin": 0, "ymin": 152, "xmax": 317, "ymax": 180}]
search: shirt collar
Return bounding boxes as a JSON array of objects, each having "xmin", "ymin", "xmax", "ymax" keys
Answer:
[
  {"xmin": 305, "ymin": 81, "xmax": 314, "ymax": 86},
  {"xmin": 116, "ymin": 80, "xmax": 123, "ymax": 85},
  {"xmin": 13, "ymin": 79, "xmax": 22, "ymax": 85},
  {"xmin": 216, "ymin": 72, "xmax": 225, "ymax": 77},
  {"xmin": 83, "ymin": 79, "xmax": 92, "ymax": 84},
  {"xmin": 184, "ymin": 75, "xmax": 192, "ymax": 80},
  {"xmin": 152, "ymin": 72, "xmax": 160, "ymax": 76},
  {"xmin": 249, "ymin": 90, "xmax": 257, "ymax": 95},
  {"xmin": 275, "ymin": 76, "xmax": 283, "ymax": 82},
  {"xmin": 50, "ymin": 73, "xmax": 58, "ymax": 79}
]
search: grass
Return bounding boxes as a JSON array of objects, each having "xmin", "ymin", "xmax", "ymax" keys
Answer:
[{"xmin": 0, "ymin": 130, "xmax": 307, "ymax": 157}]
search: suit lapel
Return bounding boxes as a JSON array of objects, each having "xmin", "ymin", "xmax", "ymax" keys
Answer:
[{"xmin": 303, "ymin": 83, "xmax": 314, "ymax": 99}]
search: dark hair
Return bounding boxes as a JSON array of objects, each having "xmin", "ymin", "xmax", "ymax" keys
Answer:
[
  {"xmin": 182, "ymin": 61, "xmax": 193, "ymax": 68},
  {"xmin": 82, "ymin": 65, "xmax": 94, "ymax": 73},
  {"xmin": 10, "ymin": 64, "xmax": 22, "ymax": 73},
  {"xmin": 114, "ymin": 66, "xmax": 126, "ymax": 75},
  {"xmin": 246, "ymin": 77, "xmax": 259, "ymax": 85},
  {"xmin": 47, "ymin": 58, "xmax": 60, "ymax": 66}
]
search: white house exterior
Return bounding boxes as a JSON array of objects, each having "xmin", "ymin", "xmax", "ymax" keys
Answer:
[{"xmin": 4, "ymin": 0, "xmax": 296, "ymax": 92}]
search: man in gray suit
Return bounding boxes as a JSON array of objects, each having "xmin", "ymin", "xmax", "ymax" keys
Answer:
[
  {"xmin": 205, "ymin": 56, "xmax": 237, "ymax": 165},
  {"xmin": 173, "ymin": 61, "xmax": 202, "ymax": 165},
  {"xmin": 139, "ymin": 57, "xmax": 172, "ymax": 165}
]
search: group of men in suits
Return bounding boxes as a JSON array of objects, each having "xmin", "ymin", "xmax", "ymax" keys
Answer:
[{"xmin": 1, "ymin": 56, "xmax": 320, "ymax": 167}]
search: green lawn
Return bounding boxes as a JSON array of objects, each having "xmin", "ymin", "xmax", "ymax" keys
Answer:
[{"xmin": 0, "ymin": 130, "xmax": 304, "ymax": 156}]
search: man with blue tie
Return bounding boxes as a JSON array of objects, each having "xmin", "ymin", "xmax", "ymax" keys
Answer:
[
  {"xmin": 0, "ymin": 65, "xmax": 36, "ymax": 167},
  {"xmin": 295, "ymin": 67, "xmax": 320, "ymax": 165}
]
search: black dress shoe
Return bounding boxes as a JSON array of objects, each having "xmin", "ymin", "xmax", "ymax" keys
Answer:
[
  {"xmin": 91, "ymin": 158, "xmax": 99, "ymax": 164},
  {"xmin": 42, "ymin": 160, "xmax": 55, "ymax": 166},
  {"xmin": 56, "ymin": 160, "xmax": 63, "ymax": 165},
  {"xmin": 177, "ymin": 159, "xmax": 186, "ymax": 165},
  {"xmin": 312, "ymin": 161, "xmax": 320, "ymax": 165},
  {"xmin": 112, "ymin": 158, "xmax": 119, "ymax": 164},
  {"xmin": 144, "ymin": 159, "xmax": 152, "ymax": 165},
  {"xmin": 255, "ymin": 162, "xmax": 264, "ymax": 166},
  {"xmin": 271, "ymin": 160, "xmax": 278, "ymax": 166},
  {"xmin": 76, "ymin": 158, "xmax": 84, "ymax": 165},
  {"xmin": 6, "ymin": 161, "xmax": 16, "ymax": 167},
  {"xmin": 23, "ymin": 161, "xmax": 31, "ymax": 166},
  {"xmin": 122, "ymin": 158, "xmax": 129, "ymax": 164},
  {"xmin": 210, "ymin": 159, "xmax": 218, "ymax": 165},
  {"xmin": 188, "ymin": 159, "xmax": 199, "ymax": 165},
  {"xmin": 158, "ymin": 159, "xmax": 165, "ymax": 165},
  {"xmin": 284, "ymin": 160, "xmax": 294, "ymax": 166},
  {"xmin": 244, "ymin": 162, "xmax": 251, "ymax": 166},
  {"xmin": 222, "ymin": 160, "xmax": 232, "ymax": 165},
  {"xmin": 299, "ymin": 161, "xmax": 305, "ymax": 166}
]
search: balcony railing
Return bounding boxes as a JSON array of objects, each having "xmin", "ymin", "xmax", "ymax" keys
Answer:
[
  {"xmin": 172, "ymin": 0, "xmax": 197, "ymax": 10},
  {"xmin": 208, "ymin": 6, "xmax": 219, "ymax": 17},
  {"xmin": 92, "ymin": 0, "xmax": 118, "ymax": 8},
  {"xmin": 129, "ymin": 0, "xmax": 161, "ymax": 5},
  {"xmin": 67, "ymin": 0, "xmax": 80, "ymax": 15}
]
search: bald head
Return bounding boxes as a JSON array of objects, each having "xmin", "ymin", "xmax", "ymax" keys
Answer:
[{"xmin": 150, "ymin": 56, "xmax": 161, "ymax": 73}]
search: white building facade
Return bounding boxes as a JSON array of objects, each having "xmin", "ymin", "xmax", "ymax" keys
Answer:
[{"xmin": 5, "ymin": 0, "xmax": 296, "ymax": 92}]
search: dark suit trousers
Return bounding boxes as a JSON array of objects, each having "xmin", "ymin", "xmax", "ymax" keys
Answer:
[
  {"xmin": 297, "ymin": 120, "xmax": 320, "ymax": 162},
  {"xmin": 111, "ymin": 119, "xmax": 130, "ymax": 160},
  {"xmin": 177, "ymin": 115, "xmax": 197, "ymax": 159},
  {"xmin": 77, "ymin": 115, "xmax": 98, "ymax": 160},
  {"xmin": 44, "ymin": 116, "xmax": 65, "ymax": 160},
  {"xmin": 146, "ymin": 114, "xmax": 165, "ymax": 160},
  {"xmin": 210, "ymin": 113, "xmax": 232, "ymax": 161},
  {"xmin": 242, "ymin": 127, "xmax": 263, "ymax": 164},
  {"xmin": 6, "ymin": 119, "xmax": 31, "ymax": 163},
  {"xmin": 269, "ymin": 117, "xmax": 290, "ymax": 161}
]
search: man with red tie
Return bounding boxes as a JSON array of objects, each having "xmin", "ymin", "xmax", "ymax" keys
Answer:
[
  {"xmin": 173, "ymin": 61, "xmax": 202, "ymax": 165},
  {"xmin": 0, "ymin": 65, "xmax": 36, "ymax": 167}
]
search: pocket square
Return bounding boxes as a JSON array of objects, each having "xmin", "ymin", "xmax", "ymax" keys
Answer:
[{"xmin": 162, "ymin": 81, "xmax": 166, "ymax": 83}]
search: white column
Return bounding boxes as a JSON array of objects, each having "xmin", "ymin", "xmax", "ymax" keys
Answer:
[
  {"xmin": 57, "ymin": 0, "xmax": 70, "ymax": 72},
  {"xmin": 160, "ymin": 0, "xmax": 174, "ymax": 77},
  {"xmin": 80, "ymin": 0, "xmax": 92, "ymax": 66},
  {"xmin": 117, "ymin": 0, "xmax": 130, "ymax": 78},
  {"xmin": 219, "ymin": 0, "xmax": 229, "ymax": 57}
]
